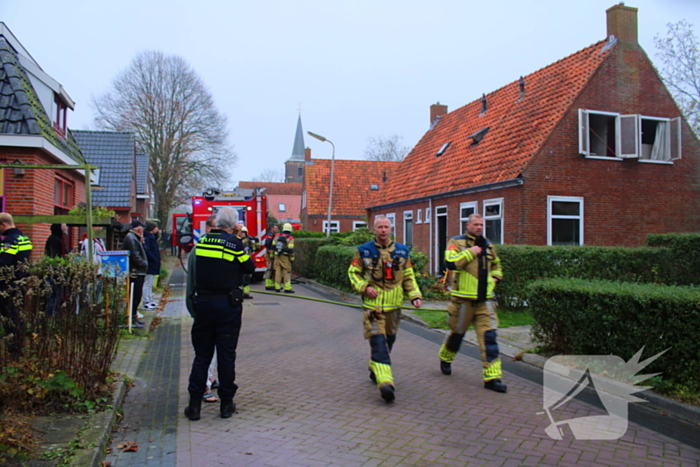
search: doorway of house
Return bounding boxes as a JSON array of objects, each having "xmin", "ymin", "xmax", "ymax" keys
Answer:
[{"xmin": 435, "ymin": 206, "xmax": 447, "ymax": 275}]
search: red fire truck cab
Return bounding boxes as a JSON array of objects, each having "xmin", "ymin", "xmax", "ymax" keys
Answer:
[{"xmin": 173, "ymin": 187, "xmax": 268, "ymax": 280}]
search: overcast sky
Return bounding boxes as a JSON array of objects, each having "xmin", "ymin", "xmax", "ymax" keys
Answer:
[{"xmin": 2, "ymin": 0, "xmax": 699, "ymax": 187}]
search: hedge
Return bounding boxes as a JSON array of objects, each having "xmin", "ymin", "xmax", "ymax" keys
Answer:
[
  {"xmin": 494, "ymin": 245, "xmax": 680, "ymax": 311},
  {"xmin": 528, "ymin": 278, "xmax": 700, "ymax": 387},
  {"xmin": 290, "ymin": 237, "xmax": 334, "ymax": 279}
]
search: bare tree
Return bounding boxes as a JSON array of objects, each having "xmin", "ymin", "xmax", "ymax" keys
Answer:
[
  {"xmin": 253, "ymin": 169, "xmax": 284, "ymax": 183},
  {"xmin": 654, "ymin": 20, "xmax": 700, "ymax": 136},
  {"xmin": 92, "ymin": 51, "xmax": 236, "ymax": 223},
  {"xmin": 364, "ymin": 134, "xmax": 410, "ymax": 161}
]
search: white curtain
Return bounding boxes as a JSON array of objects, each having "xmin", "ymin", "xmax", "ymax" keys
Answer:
[{"xmin": 649, "ymin": 122, "xmax": 667, "ymax": 160}]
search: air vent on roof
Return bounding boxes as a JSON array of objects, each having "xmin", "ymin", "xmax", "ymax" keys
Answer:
[
  {"xmin": 370, "ymin": 184, "xmax": 379, "ymax": 190},
  {"xmin": 468, "ymin": 128, "xmax": 489, "ymax": 147},
  {"xmin": 436, "ymin": 142, "xmax": 451, "ymax": 157},
  {"xmin": 481, "ymin": 94, "xmax": 487, "ymax": 115},
  {"xmin": 519, "ymin": 76, "xmax": 525, "ymax": 100}
]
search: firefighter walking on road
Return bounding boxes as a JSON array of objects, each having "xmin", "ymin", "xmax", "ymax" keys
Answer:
[
  {"xmin": 273, "ymin": 223, "xmax": 295, "ymax": 293},
  {"xmin": 439, "ymin": 213, "xmax": 507, "ymax": 393},
  {"xmin": 348, "ymin": 215, "xmax": 422, "ymax": 403}
]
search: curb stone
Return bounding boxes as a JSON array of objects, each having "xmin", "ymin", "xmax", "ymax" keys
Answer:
[
  {"xmin": 523, "ymin": 353, "xmax": 700, "ymax": 424},
  {"xmin": 68, "ymin": 380, "xmax": 127, "ymax": 467}
]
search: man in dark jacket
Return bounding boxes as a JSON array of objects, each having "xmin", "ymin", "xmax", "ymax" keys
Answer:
[
  {"xmin": 142, "ymin": 221, "xmax": 161, "ymax": 310},
  {"xmin": 44, "ymin": 223, "xmax": 66, "ymax": 258},
  {"xmin": 0, "ymin": 213, "xmax": 33, "ymax": 353},
  {"xmin": 122, "ymin": 220, "xmax": 148, "ymax": 328}
]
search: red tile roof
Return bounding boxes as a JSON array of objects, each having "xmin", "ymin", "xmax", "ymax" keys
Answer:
[
  {"xmin": 305, "ymin": 159, "xmax": 399, "ymax": 216},
  {"xmin": 268, "ymin": 194, "xmax": 301, "ymax": 221},
  {"xmin": 239, "ymin": 181, "xmax": 302, "ymax": 196},
  {"xmin": 372, "ymin": 39, "xmax": 614, "ymax": 207}
]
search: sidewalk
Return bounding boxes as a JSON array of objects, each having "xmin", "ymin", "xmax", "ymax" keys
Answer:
[{"xmin": 32, "ymin": 272, "xmax": 700, "ymax": 466}]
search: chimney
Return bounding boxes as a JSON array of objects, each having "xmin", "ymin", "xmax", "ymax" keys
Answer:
[
  {"xmin": 606, "ymin": 3, "xmax": 638, "ymax": 43},
  {"xmin": 430, "ymin": 102, "xmax": 448, "ymax": 125},
  {"xmin": 304, "ymin": 147, "xmax": 311, "ymax": 161}
]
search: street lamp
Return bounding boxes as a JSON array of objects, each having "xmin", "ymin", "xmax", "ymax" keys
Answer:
[{"xmin": 307, "ymin": 131, "xmax": 335, "ymax": 237}]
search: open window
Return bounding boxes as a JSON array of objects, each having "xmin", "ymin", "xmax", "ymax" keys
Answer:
[
  {"xmin": 639, "ymin": 116, "xmax": 682, "ymax": 161},
  {"xmin": 579, "ymin": 109, "xmax": 681, "ymax": 161}
]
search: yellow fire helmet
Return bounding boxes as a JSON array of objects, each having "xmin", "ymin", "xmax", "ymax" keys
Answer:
[{"xmin": 282, "ymin": 223, "xmax": 293, "ymax": 232}]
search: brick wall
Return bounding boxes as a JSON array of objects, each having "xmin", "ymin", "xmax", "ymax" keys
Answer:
[{"xmin": 0, "ymin": 146, "xmax": 87, "ymax": 259}]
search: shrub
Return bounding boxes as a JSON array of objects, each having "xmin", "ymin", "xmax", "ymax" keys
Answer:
[
  {"xmin": 0, "ymin": 254, "xmax": 124, "ymax": 414},
  {"xmin": 528, "ymin": 278, "xmax": 700, "ymax": 389}
]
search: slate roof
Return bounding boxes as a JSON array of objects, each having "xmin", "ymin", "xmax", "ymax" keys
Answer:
[
  {"xmin": 135, "ymin": 152, "xmax": 148, "ymax": 195},
  {"xmin": 72, "ymin": 130, "xmax": 135, "ymax": 208},
  {"xmin": 372, "ymin": 38, "xmax": 614, "ymax": 208},
  {"xmin": 239, "ymin": 181, "xmax": 302, "ymax": 196},
  {"xmin": 304, "ymin": 159, "xmax": 399, "ymax": 216},
  {"xmin": 0, "ymin": 36, "xmax": 85, "ymax": 163}
]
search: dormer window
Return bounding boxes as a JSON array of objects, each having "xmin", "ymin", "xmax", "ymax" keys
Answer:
[
  {"xmin": 54, "ymin": 94, "xmax": 68, "ymax": 138},
  {"xmin": 370, "ymin": 184, "xmax": 379, "ymax": 190},
  {"xmin": 436, "ymin": 142, "xmax": 451, "ymax": 157}
]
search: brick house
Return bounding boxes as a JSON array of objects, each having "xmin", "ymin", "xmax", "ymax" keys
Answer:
[
  {"xmin": 302, "ymin": 147, "xmax": 399, "ymax": 234},
  {"xmin": 367, "ymin": 5, "xmax": 700, "ymax": 274},
  {"xmin": 0, "ymin": 23, "xmax": 88, "ymax": 255},
  {"xmin": 239, "ymin": 181, "xmax": 302, "ymax": 227}
]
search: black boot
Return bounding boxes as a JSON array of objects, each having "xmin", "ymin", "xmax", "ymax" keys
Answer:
[
  {"xmin": 484, "ymin": 379, "xmax": 507, "ymax": 393},
  {"xmin": 379, "ymin": 384, "xmax": 395, "ymax": 403},
  {"xmin": 221, "ymin": 400, "xmax": 237, "ymax": 419},
  {"xmin": 440, "ymin": 361, "xmax": 452, "ymax": 375},
  {"xmin": 184, "ymin": 396, "xmax": 202, "ymax": 420}
]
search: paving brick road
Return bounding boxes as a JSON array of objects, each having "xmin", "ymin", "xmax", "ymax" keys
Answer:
[{"xmin": 107, "ymin": 269, "xmax": 700, "ymax": 467}]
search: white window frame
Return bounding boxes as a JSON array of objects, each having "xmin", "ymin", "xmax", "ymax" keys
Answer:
[
  {"xmin": 579, "ymin": 109, "xmax": 682, "ymax": 162},
  {"xmin": 403, "ymin": 210, "xmax": 414, "ymax": 246},
  {"xmin": 547, "ymin": 196, "xmax": 584, "ymax": 246},
  {"xmin": 322, "ymin": 220, "xmax": 339, "ymax": 234},
  {"xmin": 459, "ymin": 201, "xmax": 478, "ymax": 235},
  {"xmin": 416, "ymin": 207, "xmax": 422, "ymax": 224},
  {"xmin": 425, "ymin": 207, "xmax": 431, "ymax": 223},
  {"xmin": 483, "ymin": 198, "xmax": 503, "ymax": 244},
  {"xmin": 352, "ymin": 221, "xmax": 367, "ymax": 231},
  {"xmin": 278, "ymin": 203, "xmax": 286, "ymax": 212},
  {"xmin": 638, "ymin": 115, "xmax": 682, "ymax": 163},
  {"xmin": 385, "ymin": 213, "xmax": 396, "ymax": 237}
]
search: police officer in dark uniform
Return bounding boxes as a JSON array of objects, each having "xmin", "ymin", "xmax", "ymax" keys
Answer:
[
  {"xmin": 184, "ymin": 207, "xmax": 255, "ymax": 420},
  {"xmin": 0, "ymin": 213, "xmax": 33, "ymax": 354}
]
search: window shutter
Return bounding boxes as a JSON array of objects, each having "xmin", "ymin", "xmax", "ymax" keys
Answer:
[
  {"xmin": 670, "ymin": 117, "xmax": 682, "ymax": 161},
  {"xmin": 618, "ymin": 114, "xmax": 639, "ymax": 158},
  {"xmin": 578, "ymin": 109, "xmax": 589, "ymax": 155}
]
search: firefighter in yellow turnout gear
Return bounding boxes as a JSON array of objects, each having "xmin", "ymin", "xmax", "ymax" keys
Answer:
[
  {"xmin": 439, "ymin": 213, "xmax": 507, "ymax": 393},
  {"xmin": 348, "ymin": 216, "xmax": 422, "ymax": 403},
  {"xmin": 273, "ymin": 223, "xmax": 295, "ymax": 293},
  {"xmin": 264, "ymin": 224, "xmax": 279, "ymax": 290}
]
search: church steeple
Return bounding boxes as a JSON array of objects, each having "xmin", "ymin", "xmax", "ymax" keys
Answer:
[
  {"xmin": 285, "ymin": 113, "xmax": 306, "ymax": 183},
  {"xmin": 289, "ymin": 113, "xmax": 305, "ymax": 161}
]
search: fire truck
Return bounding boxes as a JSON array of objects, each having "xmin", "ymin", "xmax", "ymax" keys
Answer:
[{"xmin": 173, "ymin": 187, "xmax": 268, "ymax": 280}]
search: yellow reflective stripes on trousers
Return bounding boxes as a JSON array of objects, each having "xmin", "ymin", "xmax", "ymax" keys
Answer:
[
  {"xmin": 483, "ymin": 359, "xmax": 502, "ymax": 381},
  {"xmin": 361, "ymin": 286, "xmax": 404, "ymax": 311},
  {"xmin": 369, "ymin": 360, "xmax": 393, "ymax": 386},
  {"xmin": 438, "ymin": 344, "xmax": 456, "ymax": 363}
]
